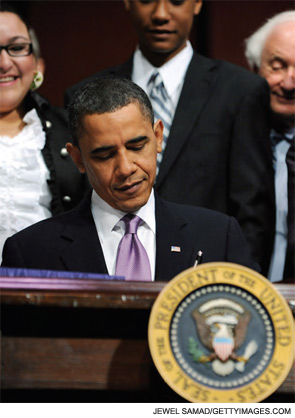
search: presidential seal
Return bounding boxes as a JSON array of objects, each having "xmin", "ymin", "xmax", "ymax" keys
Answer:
[{"xmin": 148, "ymin": 262, "xmax": 295, "ymax": 403}]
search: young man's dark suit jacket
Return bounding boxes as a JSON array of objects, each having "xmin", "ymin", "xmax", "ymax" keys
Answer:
[
  {"xmin": 1, "ymin": 192, "xmax": 259, "ymax": 281},
  {"xmin": 64, "ymin": 53, "xmax": 275, "ymax": 276}
]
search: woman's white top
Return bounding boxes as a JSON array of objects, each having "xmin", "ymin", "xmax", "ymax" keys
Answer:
[{"xmin": 0, "ymin": 108, "xmax": 52, "ymax": 262}]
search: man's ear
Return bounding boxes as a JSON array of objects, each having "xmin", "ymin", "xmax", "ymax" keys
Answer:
[
  {"xmin": 194, "ymin": 0, "xmax": 203, "ymax": 16},
  {"xmin": 123, "ymin": 0, "xmax": 130, "ymax": 11},
  {"xmin": 154, "ymin": 120, "xmax": 164, "ymax": 154},
  {"xmin": 66, "ymin": 142, "xmax": 86, "ymax": 173}
]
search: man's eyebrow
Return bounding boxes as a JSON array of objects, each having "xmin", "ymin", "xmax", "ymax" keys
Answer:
[
  {"xmin": 90, "ymin": 145, "xmax": 114, "ymax": 155},
  {"xmin": 126, "ymin": 135, "xmax": 149, "ymax": 145},
  {"xmin": 270, "ymin": 55, "xmax": 286, "ymax": 64}
]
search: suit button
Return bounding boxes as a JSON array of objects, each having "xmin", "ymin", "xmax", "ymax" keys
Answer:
[
  {"xmin": 45, "ymin": 120, "xmax": 52, "ymax": 128},
  {"xmin": 62, "ymin": 196, "xmax": 71, "ymax": 203},
  {"xmin": 60, "ymin": 147, "xmax": 68, "ymax": 158}
]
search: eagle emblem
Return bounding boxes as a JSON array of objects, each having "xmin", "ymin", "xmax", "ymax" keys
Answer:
[{"xmin": 189, "ymin": 298, "xmax": 258, "ymax": 376}]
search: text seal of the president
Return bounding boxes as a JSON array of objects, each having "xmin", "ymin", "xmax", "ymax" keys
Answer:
[{"xmin": 148, "ymin": 262, "xmax": 295, "ymax": 403}]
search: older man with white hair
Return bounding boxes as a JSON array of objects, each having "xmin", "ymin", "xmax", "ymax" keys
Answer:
[{"xmin": 245, "ymin": 11, "xmax": 295, "ymax": 282}]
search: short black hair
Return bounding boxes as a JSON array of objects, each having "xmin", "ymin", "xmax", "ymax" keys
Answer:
[
  {"xmin": 1, "ymin": 2, "xmax": 30, "ymax": 30},
  {"xmin": 68, "ymin": 76, "xmax": 154, "ymax": 146},
  {"xmin": 1, "ymin": 2, "xmax": 41, "ymax": 59}
]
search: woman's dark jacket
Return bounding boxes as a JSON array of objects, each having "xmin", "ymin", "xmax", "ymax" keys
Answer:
[{"xmin": 25, "ymin": 91, "xmax": 90, "ymax": 215}]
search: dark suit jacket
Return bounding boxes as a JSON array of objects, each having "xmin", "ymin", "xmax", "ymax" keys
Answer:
[
  {"xmin": 65, "ymin": 53, "xmax": 275, "ymax": 275},
  {"xmin": 28, "ymin": 92, "xmax": 90, "ymax": 215},
  {"xmin": 1, "ymin": 192, "xmax": 259, "ymax": 282}
]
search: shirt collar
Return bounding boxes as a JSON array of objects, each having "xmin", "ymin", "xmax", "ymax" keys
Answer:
[
  {"xmin": 91, "ymin": 189, "xmax": 156, "ymax": 239},
  {"xmin": 23, "ymin": 108, "xmax": 40, "ymax": 125},
  {"xmin": 271, "ymin": 128, "xmax": 295, "ymax": 146},
  {"xmin": 132, "ymin": 41, "xmax": 193, "ymax": 98}
]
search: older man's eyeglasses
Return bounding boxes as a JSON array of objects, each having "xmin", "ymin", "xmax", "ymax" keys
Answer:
[{"xmin": 0, "ymin": 43, "xmax": 33, "ymax": 57}]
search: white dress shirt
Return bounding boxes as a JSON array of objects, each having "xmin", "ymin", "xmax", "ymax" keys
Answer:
[
  {"xmin": 132, "ymin": 41, "xmax": 194, "ymax": 120},
  {"xmin": 91, "ymin": 189, "xmax": 156, "ymax": 280},
  {"xmin": 0, "ymin": 109, "xmax": 52, "ymax": 263}
]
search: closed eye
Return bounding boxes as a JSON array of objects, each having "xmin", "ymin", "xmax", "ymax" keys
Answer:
[
  {"xmin": 126, "ymin": 136, "xmax": 149, "ymax": 151},
  {"xmin": 127, "ymin": 143, "xmax": 146, "ymax": 152},
  {"xmin": 93, "ymin": 152, "xmax": 116, "ymax": 161},
  {"xmin": 271, "ymin": 58, "xmax": 286, "ymax": 71}
]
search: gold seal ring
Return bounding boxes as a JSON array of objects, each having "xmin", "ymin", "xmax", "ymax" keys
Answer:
[{"xmin": 148, "ymin": 262, "xmax": 295, "ymax": 403}]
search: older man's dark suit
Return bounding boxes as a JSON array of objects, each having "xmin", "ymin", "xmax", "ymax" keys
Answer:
[
  {"xmin": 1, "ymin": 193, "xmax": 258, "ymax": 281},
  {"xmin": 65, "ymin": 53, "xmax": 275, "ymax": 276}
]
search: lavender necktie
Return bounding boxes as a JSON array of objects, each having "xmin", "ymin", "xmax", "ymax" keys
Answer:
[{"xmin": 115, "ymin": 214, "xmax": 152, "ymax": 281}]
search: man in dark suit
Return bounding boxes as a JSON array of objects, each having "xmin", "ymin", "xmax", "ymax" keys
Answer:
[
  {"xmin": 2, "ymin": 77, "xmax": 258, "ymax": 280},
  {"xmin": 64, "ymin": 0, "xmax": 275, "ymax": 276},
  {"xmin": 245, "ymin": 11, "xmax": 295, "ymax": 281}
]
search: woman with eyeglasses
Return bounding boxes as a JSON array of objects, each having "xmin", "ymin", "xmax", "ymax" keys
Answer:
[{"xmin": 0, "ymin": 4, "xmax": 89, "ymax": 262}]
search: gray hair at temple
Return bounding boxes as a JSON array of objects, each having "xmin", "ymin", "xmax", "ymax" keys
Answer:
[
  {"xmin": 68, "ymin": 76, "xmax": 154, "ymax": 146},
  {"xmin": 245, "ymin": 10, "xmax": 295, "ymax": 70}
]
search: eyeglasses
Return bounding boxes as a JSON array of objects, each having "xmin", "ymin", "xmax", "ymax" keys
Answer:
[{"xmin": 0, "ymin": 43, "xmax": 33, "ymax": 57}]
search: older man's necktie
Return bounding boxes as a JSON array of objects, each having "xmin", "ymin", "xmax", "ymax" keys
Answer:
[
  {"xmin": 115, "ymin": 214, "xmax": 152, "ymax": 281},
  {"xmin": 283, "ymin": 139, "xmax": 295, "ymax": 280},
  {"xmin": 148, "ymin": 71, "xmax": 173, "ymax": 176}
]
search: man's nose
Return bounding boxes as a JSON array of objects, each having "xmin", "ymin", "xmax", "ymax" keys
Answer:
[
  {"xmin": 152, "ymin": 0, "xmax": 170, "ymax": 22},
  {"xmin": 281, "ymin": 67, "xmax": 295, "ymax": 90},
  {"xmin": 116, "ymin": 153, "xmax": 136, "ymax": 178}
]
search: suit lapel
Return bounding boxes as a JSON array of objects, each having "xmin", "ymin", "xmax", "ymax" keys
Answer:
[
  {"xmin": 155, "ymin": 195, "xmax": 197, "ymax": 281},
  {"xmin": 55, "ymin": 192, "xmax": 197, "ymax": 280},
  {"xmin": 156, "ymin": 53, "xmax": 217, "ymax": 187},
  {"xmin": 58, "ymin": 194, "xmax": 108, "ymax": 274}
]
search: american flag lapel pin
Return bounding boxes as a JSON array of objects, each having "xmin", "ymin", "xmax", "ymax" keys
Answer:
[{"xmin": 171, "ymin": 246, "xmax": 181, "ymax": 253}]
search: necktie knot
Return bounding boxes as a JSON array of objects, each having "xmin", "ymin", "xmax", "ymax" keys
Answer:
[
  {"xmin": 149, "ymin": 71, "xmax": 161, "ymax": 87},
  {"xmin": 122, "ymin": 214, "xmax": 142, "ymax": 235},
  {"xmin": 149, "ymin": 71, "xmax": 168, "ymax": 101},
  {"xmin": 271, "ymin": 131, "xmax": 293, "ymax": 146}
]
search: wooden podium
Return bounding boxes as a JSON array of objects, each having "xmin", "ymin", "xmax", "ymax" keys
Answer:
[{"xmin": 1, "ymin": 278, "xmax": 294, "ymax": 402}]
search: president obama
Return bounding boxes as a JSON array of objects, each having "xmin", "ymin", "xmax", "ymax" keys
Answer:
[{"xmin": 2, "ymin": 77, "xmax": 258, "ymax": 280}]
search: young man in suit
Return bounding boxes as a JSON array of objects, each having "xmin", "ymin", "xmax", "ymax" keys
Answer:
[
  {"xmin": 2, "ymin": 77, "xmax": 258, "ymax": 281},
  {"xmin": 245, "ymin": 11, "xmax": 295, "ymax": 281},
  {"xmin": 65, "ymin": 0, "xmax": 275, "ymax": 276}
]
